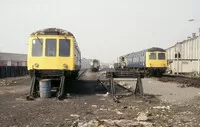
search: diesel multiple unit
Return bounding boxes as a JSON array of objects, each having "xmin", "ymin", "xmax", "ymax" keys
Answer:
[
  {"xmin": 90, "ymin": 59, "xmax": 100, "ymax": 72},
  {"xmin": 27, "ymin": 28, "xmax": 81, "ymax": 99},
  {"xmin": 115, "ymin": 47, "xmax": 167, "ymax": 76}
]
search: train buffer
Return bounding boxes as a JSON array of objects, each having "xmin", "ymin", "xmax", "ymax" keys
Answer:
[{"xmin": 98, "ymin": 71, "xmax": 144, "ymax": 102}]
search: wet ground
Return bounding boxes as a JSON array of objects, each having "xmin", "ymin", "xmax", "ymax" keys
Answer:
[{"xmin": 0, "ymin": 70, "xmax": 200, "ymax": 127}]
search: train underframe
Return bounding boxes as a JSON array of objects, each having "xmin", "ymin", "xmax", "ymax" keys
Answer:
[
  {"xmin": 115, "ymin": 67, "xmax": 167, "ymax": 77},
  {"xmin": 90, "ymin": 67, "xmax": 99, "ymax": 72},
  {"xmin": 143, "ymin": 67, "xmax": 167, "ymax": 77},
  {"xmin": 27, "ymin": 69, "xmax": 79, "ymax": 100}
]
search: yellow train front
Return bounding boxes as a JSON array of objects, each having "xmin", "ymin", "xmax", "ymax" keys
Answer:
[
  {"xmin": 117, "ymin": 47, "xmax": 167, "ymax": 76},
  {"xmin": 27, "ymin": 28, "xmax": 81, "ymax": 99}
]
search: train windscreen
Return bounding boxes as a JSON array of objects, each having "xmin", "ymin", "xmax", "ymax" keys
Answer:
[
  {"xmin": 158, "ymin": 53, "xmax": 165, "ymax": 60},
  {"xmin": 45, "ymin": 39, "xmax": 57, "ymax": 56},
  {"xmin": 32, "ymin": 39, "xmax": 43, "ymax": 56},
  {"xmin": 59, "ymin": 39, "xmax": 70, "ymax": 56},
  {"xmin": 149, "ymin": 53, "xmax": 156, "ymax": 60}
]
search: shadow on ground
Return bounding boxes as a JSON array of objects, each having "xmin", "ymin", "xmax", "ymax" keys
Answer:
[{"xmin": 66, "ymin": 80, "xmax": 107, "ymax": 95}]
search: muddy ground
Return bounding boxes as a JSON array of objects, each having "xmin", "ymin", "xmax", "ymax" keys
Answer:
[{"xmin": 0, "ymin": 70, "xmax": 200, "ymax": 127}]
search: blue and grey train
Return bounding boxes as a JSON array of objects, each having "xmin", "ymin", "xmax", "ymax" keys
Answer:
[{"xmin": 115, "ymin": 47, "xmax": 167, "ymax": 76}]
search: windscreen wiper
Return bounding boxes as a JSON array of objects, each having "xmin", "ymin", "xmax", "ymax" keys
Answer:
[
  {"xmin": 64, "ymin": 36, "xmax": 68, "ymax": 41},
  {"xmin": 36, "ymin": 36, "xmax": 42, "ymax": 45}
]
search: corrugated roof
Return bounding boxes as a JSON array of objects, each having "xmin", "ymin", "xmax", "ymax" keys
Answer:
[{"xmin": 166, "ymin": 35, "xmax": 200, "ymax": 50}]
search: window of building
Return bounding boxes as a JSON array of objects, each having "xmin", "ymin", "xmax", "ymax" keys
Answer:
[{"xmin": 175, "ymin": 53, "xmax": 181, "ymax": 58}]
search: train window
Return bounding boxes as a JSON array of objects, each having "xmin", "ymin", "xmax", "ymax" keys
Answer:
[
  {"xmin": 32, "ymin": 39, "xmax": 43, "ymax": 56},
  {"xmin": 45, "ymin": 39, "xmax": 56, "ymax": 56},
  {"xmin": 59, "ymin": 39, "xmax": 70, "ymax": 56},
  {"xmin": 149, "ymin": 53, "xmax": 156, "ymax": 60},
  {"xmin": 158, "ymin": 53, "xmax": 165, "ymax": 60}
]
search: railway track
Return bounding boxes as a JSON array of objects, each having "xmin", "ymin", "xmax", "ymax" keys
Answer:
[
  {"xmin": 159, "ymin": 74, "xmax": 200, "ymax": 88},
  {"xmin": 77, "ymin": 69, "xmax": 87, "ymax": 79}
]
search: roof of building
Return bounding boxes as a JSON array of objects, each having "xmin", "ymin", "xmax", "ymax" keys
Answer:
[{"xmin": 0, "ymin": 52, "xmax": 27, "ymax": 61}]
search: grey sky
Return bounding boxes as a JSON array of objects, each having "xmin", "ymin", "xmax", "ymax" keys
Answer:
[{"xmin": 0, "ymin": 0, "xmax": 200, "ymax": 63}]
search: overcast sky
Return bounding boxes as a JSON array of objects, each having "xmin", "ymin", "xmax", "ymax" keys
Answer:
[{"xmin": 0, "ymin": 0, "xmax": 200, "ymax": 63}]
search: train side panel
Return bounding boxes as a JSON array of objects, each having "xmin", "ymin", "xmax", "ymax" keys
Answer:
[
  {"xmin": 74, "ymin": 40, "xmax": 81, "ymax": 70},
  {"xmin": 127, "ymin": 50, "xmax": 146, "ymax": 68}
]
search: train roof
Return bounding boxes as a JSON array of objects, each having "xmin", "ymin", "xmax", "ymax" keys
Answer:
[
  {"xmin": 92, "ymin": 59, "xmax": 100, "ymax": 62},
  {"xmin": 146, "ymin": 47, "xmax": 166, "ymax": 52},
  {"xmin": 30, "ymin": 28, "xmax": 75, "ymax": 37},
  {"xmin": 119, "ymin": 47, "xmax": 166, "ymax": 58},
  {"xmin": 30, "ymin": 28, "xmax": 81, "ymax": 54}
]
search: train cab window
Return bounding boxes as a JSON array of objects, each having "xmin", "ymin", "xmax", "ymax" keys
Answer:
[
  {"xmin": 158, "ymin": 53, "xmax": 166, "ymax": 60},
  {"xmin": 59, "ymin": 39, "xmax": 70, "ymax": 56},
  {"xmin": 32, "ymin": 39, "xmax": 43, "ymax": 56},
  {"xmin": 149, "ymin": 53, "xmax": 156, "ymax": 60},
  {"xmin": 45, "ymin": 39, "xmax": 56, "ymax": 56}
]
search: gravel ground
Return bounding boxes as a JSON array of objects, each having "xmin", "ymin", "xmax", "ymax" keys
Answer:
[
  {"xmin": 0, "ymin": 70, "xmax": 200, "ymax": 127},
  {"xmin": 143, "ymin": 78, "xmax": 200, "ymax": 104},
  {"xmin": 158, "ymin": 75, "xmax": 200, "ymax": 88}
]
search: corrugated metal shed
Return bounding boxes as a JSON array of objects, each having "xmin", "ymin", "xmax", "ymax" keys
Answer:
[
  {"xmin": 0, "ymin": 52, "xmax": 27, "ymax": 66},
  {"xmin": 166, "ymin": 31, "xmax": 200, "ymax": 74}
]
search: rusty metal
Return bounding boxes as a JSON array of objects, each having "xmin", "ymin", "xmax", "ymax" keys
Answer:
[
  {"xmin": 99, "ymin": 70, "xmax": 144, "ymax": 102},
  {"xmin": 106, "ymin": 70, "xmax": 144, "ymax": 78}
]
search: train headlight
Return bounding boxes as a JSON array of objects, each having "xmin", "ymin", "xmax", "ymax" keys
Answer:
[
  {"xmin": 63, "ymin": 64, "xmax": 68, "ymax": 69},
  {"xmin": 34, "ymin": 63, "xmax": 39, "ymax": 67}
]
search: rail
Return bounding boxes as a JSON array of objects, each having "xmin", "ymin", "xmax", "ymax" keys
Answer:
[
  {"xmin": 159, "ymin": 74, "xmax": 200, "ymax": 88},
  {"xmin": 77, "ymin": 69, "xmax": 87, "ymax": 79}
]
